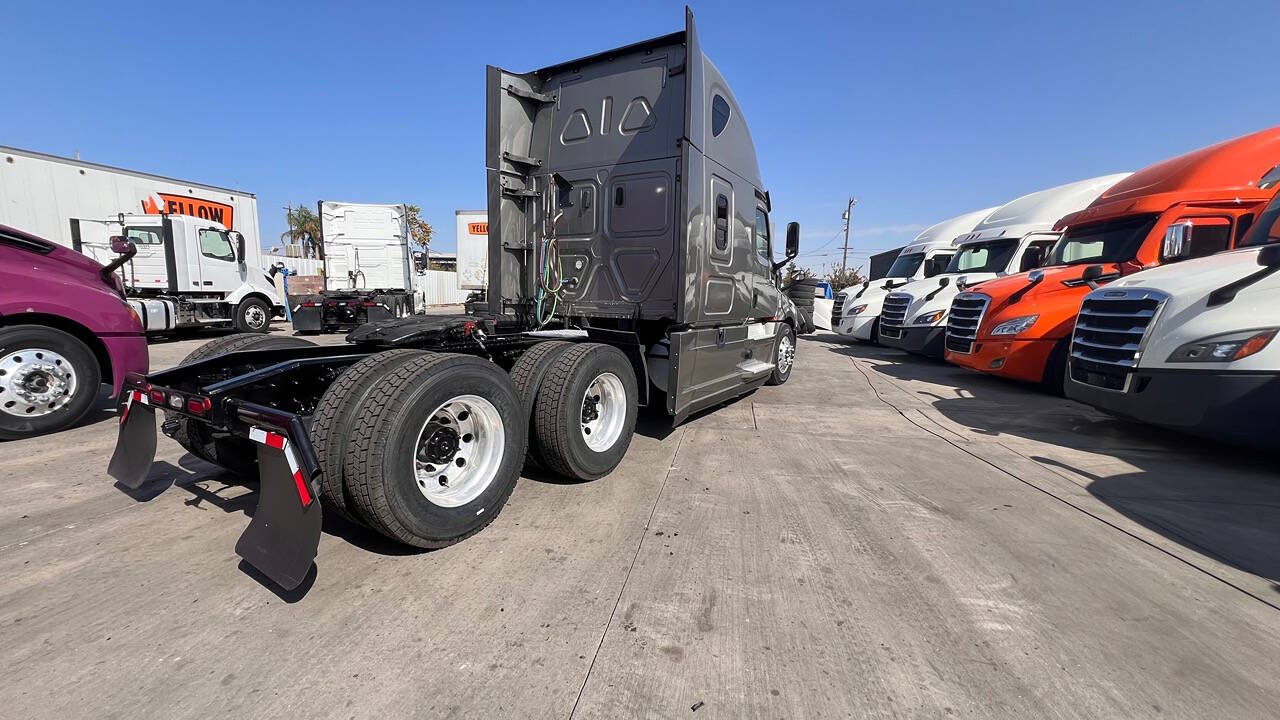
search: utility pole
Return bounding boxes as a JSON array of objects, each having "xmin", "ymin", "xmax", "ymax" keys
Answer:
[{"xmin": 840, "ymin": 196, "xmax": 858, "ymax": 272}]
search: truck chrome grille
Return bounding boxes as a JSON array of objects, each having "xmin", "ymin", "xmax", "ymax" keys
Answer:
[
  {"xmin": 945, "ymin": 293, "xmax": 989, "ymax": 354},
  {"xmin": 1069, "ymin": 289, "xmax": 1168, "ymax": 391},
  {"xmin": 880, "ymin": 293, "xmax": 911, "ymax": 339}
]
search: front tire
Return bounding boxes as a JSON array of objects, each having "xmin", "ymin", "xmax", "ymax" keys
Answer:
[
  {"xmin": 0, "ymin": 325, "xmax": 101, "ymax": 440},
  {"xmin": 767, "ymin": 324, "xmax": 795, "ymax": 386},
  {"xmin": 532, "ymin": 343, "xmax": 638, "ymax": 481},
  {"xmin": 344, "ymin": 354, "xmax": 526, "ymax": 548},
  {"xmin": 234, "ymin": 297, "xmax": 271, "ymax": 333}
]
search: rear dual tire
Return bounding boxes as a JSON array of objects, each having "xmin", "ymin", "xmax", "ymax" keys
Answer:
[
  {"xmin": 342, "ymin": 354, "xmax": 525, "ymax": 547},
  {"xmin": 530, "ymin": 343, "xmax": 638, "ymax": 481}
]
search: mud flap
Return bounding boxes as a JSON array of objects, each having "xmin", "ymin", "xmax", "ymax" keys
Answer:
[
  {"xmin": 107, "ymin": 390, "xmax": 157, "ymax": 490},
  {"xmin": 234, "ymin": 427, "xmax": 322, "ymax": 591}
]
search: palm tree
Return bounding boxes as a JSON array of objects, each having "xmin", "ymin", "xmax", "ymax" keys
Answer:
[{"xmin": 281, "ymin": 205, "xmax": 323, "ymax": 258}]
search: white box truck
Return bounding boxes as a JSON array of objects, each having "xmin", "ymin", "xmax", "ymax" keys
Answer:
[
  {"xmin": 455, "ymin": 209, "xmax": 488, "ymax": 313},
  {"xmin": 290, "ymin": 201, "xmax": 417, "ymax": 333},
  {"xmin": 0, "ymin": 145, "xmax": 283, "ymax": 333}
]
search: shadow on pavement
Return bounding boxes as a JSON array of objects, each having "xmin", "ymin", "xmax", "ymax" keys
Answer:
[{"xmin": 833, "ymin": 339, "xmax": 1280, "ymax": 586}]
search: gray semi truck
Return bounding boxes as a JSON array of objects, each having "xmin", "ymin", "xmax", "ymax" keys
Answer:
[{"xmin": 107, "ymin": 10, "xmax": 801, "ymax": 590}]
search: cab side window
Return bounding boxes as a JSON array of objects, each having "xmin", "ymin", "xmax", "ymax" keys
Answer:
[
  {"xmin": 125, "ymin": 227, "xmax": 163, "ymax": 245},
  {"xmin": 923, "ymin": 253, "xmax": 951, "ymax": 278},
  {"xmin": 198, "ymin": 229, "xmax": 235, "ymax": 262},
  {"xmin": 754, "ymin": 208, "xmax": 771, "ymax": 263}
]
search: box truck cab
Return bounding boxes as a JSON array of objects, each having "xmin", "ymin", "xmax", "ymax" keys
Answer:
[
  {"xmin": 879, "ymin": 174, "xmax": 1130, "ymax": 356},
  {"xmin": 0, "ymin": 145, "xmax": 280, "ymax": 334},
  {"xmin": 832, "ymin": 207, "xmax": 993, "ymax": 342},
  {"xmin": 98, "ymin": 214, "xmax": 283, "ymax": 333},
  {"xmin": 1065, "ymin": 186, "xmax": 1280, "ymax": 448},
  {"xmin": 944, "ymin": 127, "xmax": 1280, "ymax": 391}
]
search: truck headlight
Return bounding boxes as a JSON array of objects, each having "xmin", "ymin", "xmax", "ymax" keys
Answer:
[
  {"xmin": 849, "ymin": 304, "xmax": 868, "ymax": 315},
  {"xmin": 989, "ymin": 315, "xmax": 1039, "ymax": 336},
  {"xmin": 916, "ymin": 309, "xmax": 946, "ymax": 325},
  {"xmin": 1168, "ymin": 329, "xmax": 1277, "ymax": 362}
]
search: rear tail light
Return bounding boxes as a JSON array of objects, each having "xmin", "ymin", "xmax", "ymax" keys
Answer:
[
  {"xmin": 187, "ymin": 397, "xmax": 212, "ymax": 415},
  {"xmin": 362, "ymin": 301, "xmax": 377, "ymax": 307},
  {"xmin": 149, "ymin": 389, "xmax": 166, "ymax": 405},
  {"xmin": 299, "ymin": 301, "xmax": 317, "ymax": 308}
]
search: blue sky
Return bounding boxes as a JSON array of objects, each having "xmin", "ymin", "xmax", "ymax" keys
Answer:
[{"xmin": 3, "ymin": 0, "xmax": 1278, "ymax": 274}]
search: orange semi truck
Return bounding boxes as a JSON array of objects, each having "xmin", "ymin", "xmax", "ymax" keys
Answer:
[{"xmin": 943, "ymin": 126, "xmax": 1280, "ymax": 392}]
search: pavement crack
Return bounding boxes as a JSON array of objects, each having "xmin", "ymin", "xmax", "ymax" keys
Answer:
[
  {"xmin": 846, "ymin": 355, "xmax": 1280, "ymax": 614},
  {"xmin": 567, "ymin": 428, "xmax": 688, "ymax": 719}
]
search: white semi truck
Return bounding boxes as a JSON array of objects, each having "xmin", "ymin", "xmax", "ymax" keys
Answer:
[
  {"xmin": 831, "ymin": 207, "xmax": 994, "ymax": 342},
  {"xmin": 877, "ymin": 174, "xmax": 1131, "ymax": 356},
  {"xmin": 0, "ymin": 145, "xmax": 282, "ymax": 333},
  {"xmin": 290, "ymin": 201, "xmax": 418, "ymax": 333},
  {"xmin": 1065, "ymin": 187, "xmax": 1280, "ymax": 449}
]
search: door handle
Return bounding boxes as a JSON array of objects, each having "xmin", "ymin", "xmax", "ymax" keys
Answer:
[{"xmin": 716, "ymin": 328, "xmax": 725, "ymax": 346}]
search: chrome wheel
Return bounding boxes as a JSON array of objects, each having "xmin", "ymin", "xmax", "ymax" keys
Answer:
[
  {"xmin": 412, "ymin": 395, "xmax": 505, "ymax": 507},
  {"xmin": 244, "ymin": 304, "xmax": 268, "ymax": 330},
  {"xmin": 777, "ymin": 333, "xmax": 795, "ymax": 374},
  {"xmin": 0, "ymin": 348, "xmax": 78, "ymax": 418},
  {"xmin": 580, "ymin": 372, "xmax": 626, "ymax": 452}
]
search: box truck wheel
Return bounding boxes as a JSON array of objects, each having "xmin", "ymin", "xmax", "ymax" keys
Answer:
[
  {"xmin": 310, "ymin": 349, "xmax": 432, "ymax": 525},
  {"xmin": 344, "ymin": 354, "xmax": 525, "ymax": 548},
  {"xmin": 507, "ymin": 341, "xmax": 574, "ymax": 470},
  {"xmin": 0, "ymin": 325, "xmax": 101, "ymax": 440},
  {"xmin": 234, "ymin": 297, "xmax": 272, "ymax": 333},
  {"xmin": 767, "ymin": 324, "xmax": 796, "ymax": 386},
  {"xmin": 532, "ymin": 343, "xmax": 637, "ymax": 482},
  {"xmin": 168, "ymin": 334, "xmax": 315, "ymax": 474}
]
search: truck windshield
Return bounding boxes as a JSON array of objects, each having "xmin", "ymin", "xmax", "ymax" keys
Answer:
[
  {"xmin": 886, "ymin": 252, "xmax": 925, "ymax": 278},
  {"xmin": 1239, "ymin": 194, "xmax": 1280, "ymax": 247},
  {"xmin": 945, "ymin": 239, "xmax": 1017, "ymax": 273},
  {"xmin": 1047, "ymin": 214, "xmax": 1158, "ymax": 266}
]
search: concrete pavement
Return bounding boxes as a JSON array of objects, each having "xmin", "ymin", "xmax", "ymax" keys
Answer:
[{"xmin": 1, "ymin": 327, "xmax": 1277, "ymax": 719}]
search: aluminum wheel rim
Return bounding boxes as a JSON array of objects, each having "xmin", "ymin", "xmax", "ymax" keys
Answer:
[
  {"xmin": 244, "ymin": 305, "xmax": 268, "ymax": 330},
  {"xmin": 0, "ymin": 347, "xmax": 78, "ymax": 418},
  {"xmin": 581, "ymin": 372, "xmax": 626, "ymax": 452},
  {"xmin": 412, "ymin": 395, "xmax": 505, "ymax": 508},
  {"xmin": 777, "ymin": 333, "xmax": 795, "ymax": 374}
]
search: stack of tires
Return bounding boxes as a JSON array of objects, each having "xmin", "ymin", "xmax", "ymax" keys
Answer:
[
  {"xmin": 168, "ymin": 335, "xmax": 639, "ymax": 550},
  {"xmin": 786, "ymin": 278, "xmax": 822, "ymax": 335}
]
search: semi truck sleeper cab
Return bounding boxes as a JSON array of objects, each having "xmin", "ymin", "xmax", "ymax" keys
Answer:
[
  {"xmin": 879, "ymin": 174, "xmax": 1130, "ymax": 357},
  {"xmin": 944, "ymin": 126, "xmax": 1280, "ymax": 392},
  {"xmin": 1065, "ymin": 186, "xmax": 1280, "ymax": 448}
]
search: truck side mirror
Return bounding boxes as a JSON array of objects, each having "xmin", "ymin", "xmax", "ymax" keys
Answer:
[
  {"xmin": 1259, "ymin": 244, "xmax": 1280, "ymax": 268},
  {"xmin": 231, "ymin": 231, "xmax": 246, "ymax": 267},
  {"xmin": 1019, "ymin": 245, "xmax": 1044, "ymax": 272},
  {"xmin": 785, "ymin": 222, "xmax": 799, "ymax": 259},
  {"xmin": 109, "ymin": 235, "xmax": 134, "ymax": 255},
  {"xmin": 1162, "ymin": 222, "xmax": 1193, "ymax": 260}
]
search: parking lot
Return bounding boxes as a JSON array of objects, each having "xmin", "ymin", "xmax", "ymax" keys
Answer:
[{"xmin": 2, "ymin": 326, "xmax": 1278, "ymax": 719}]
